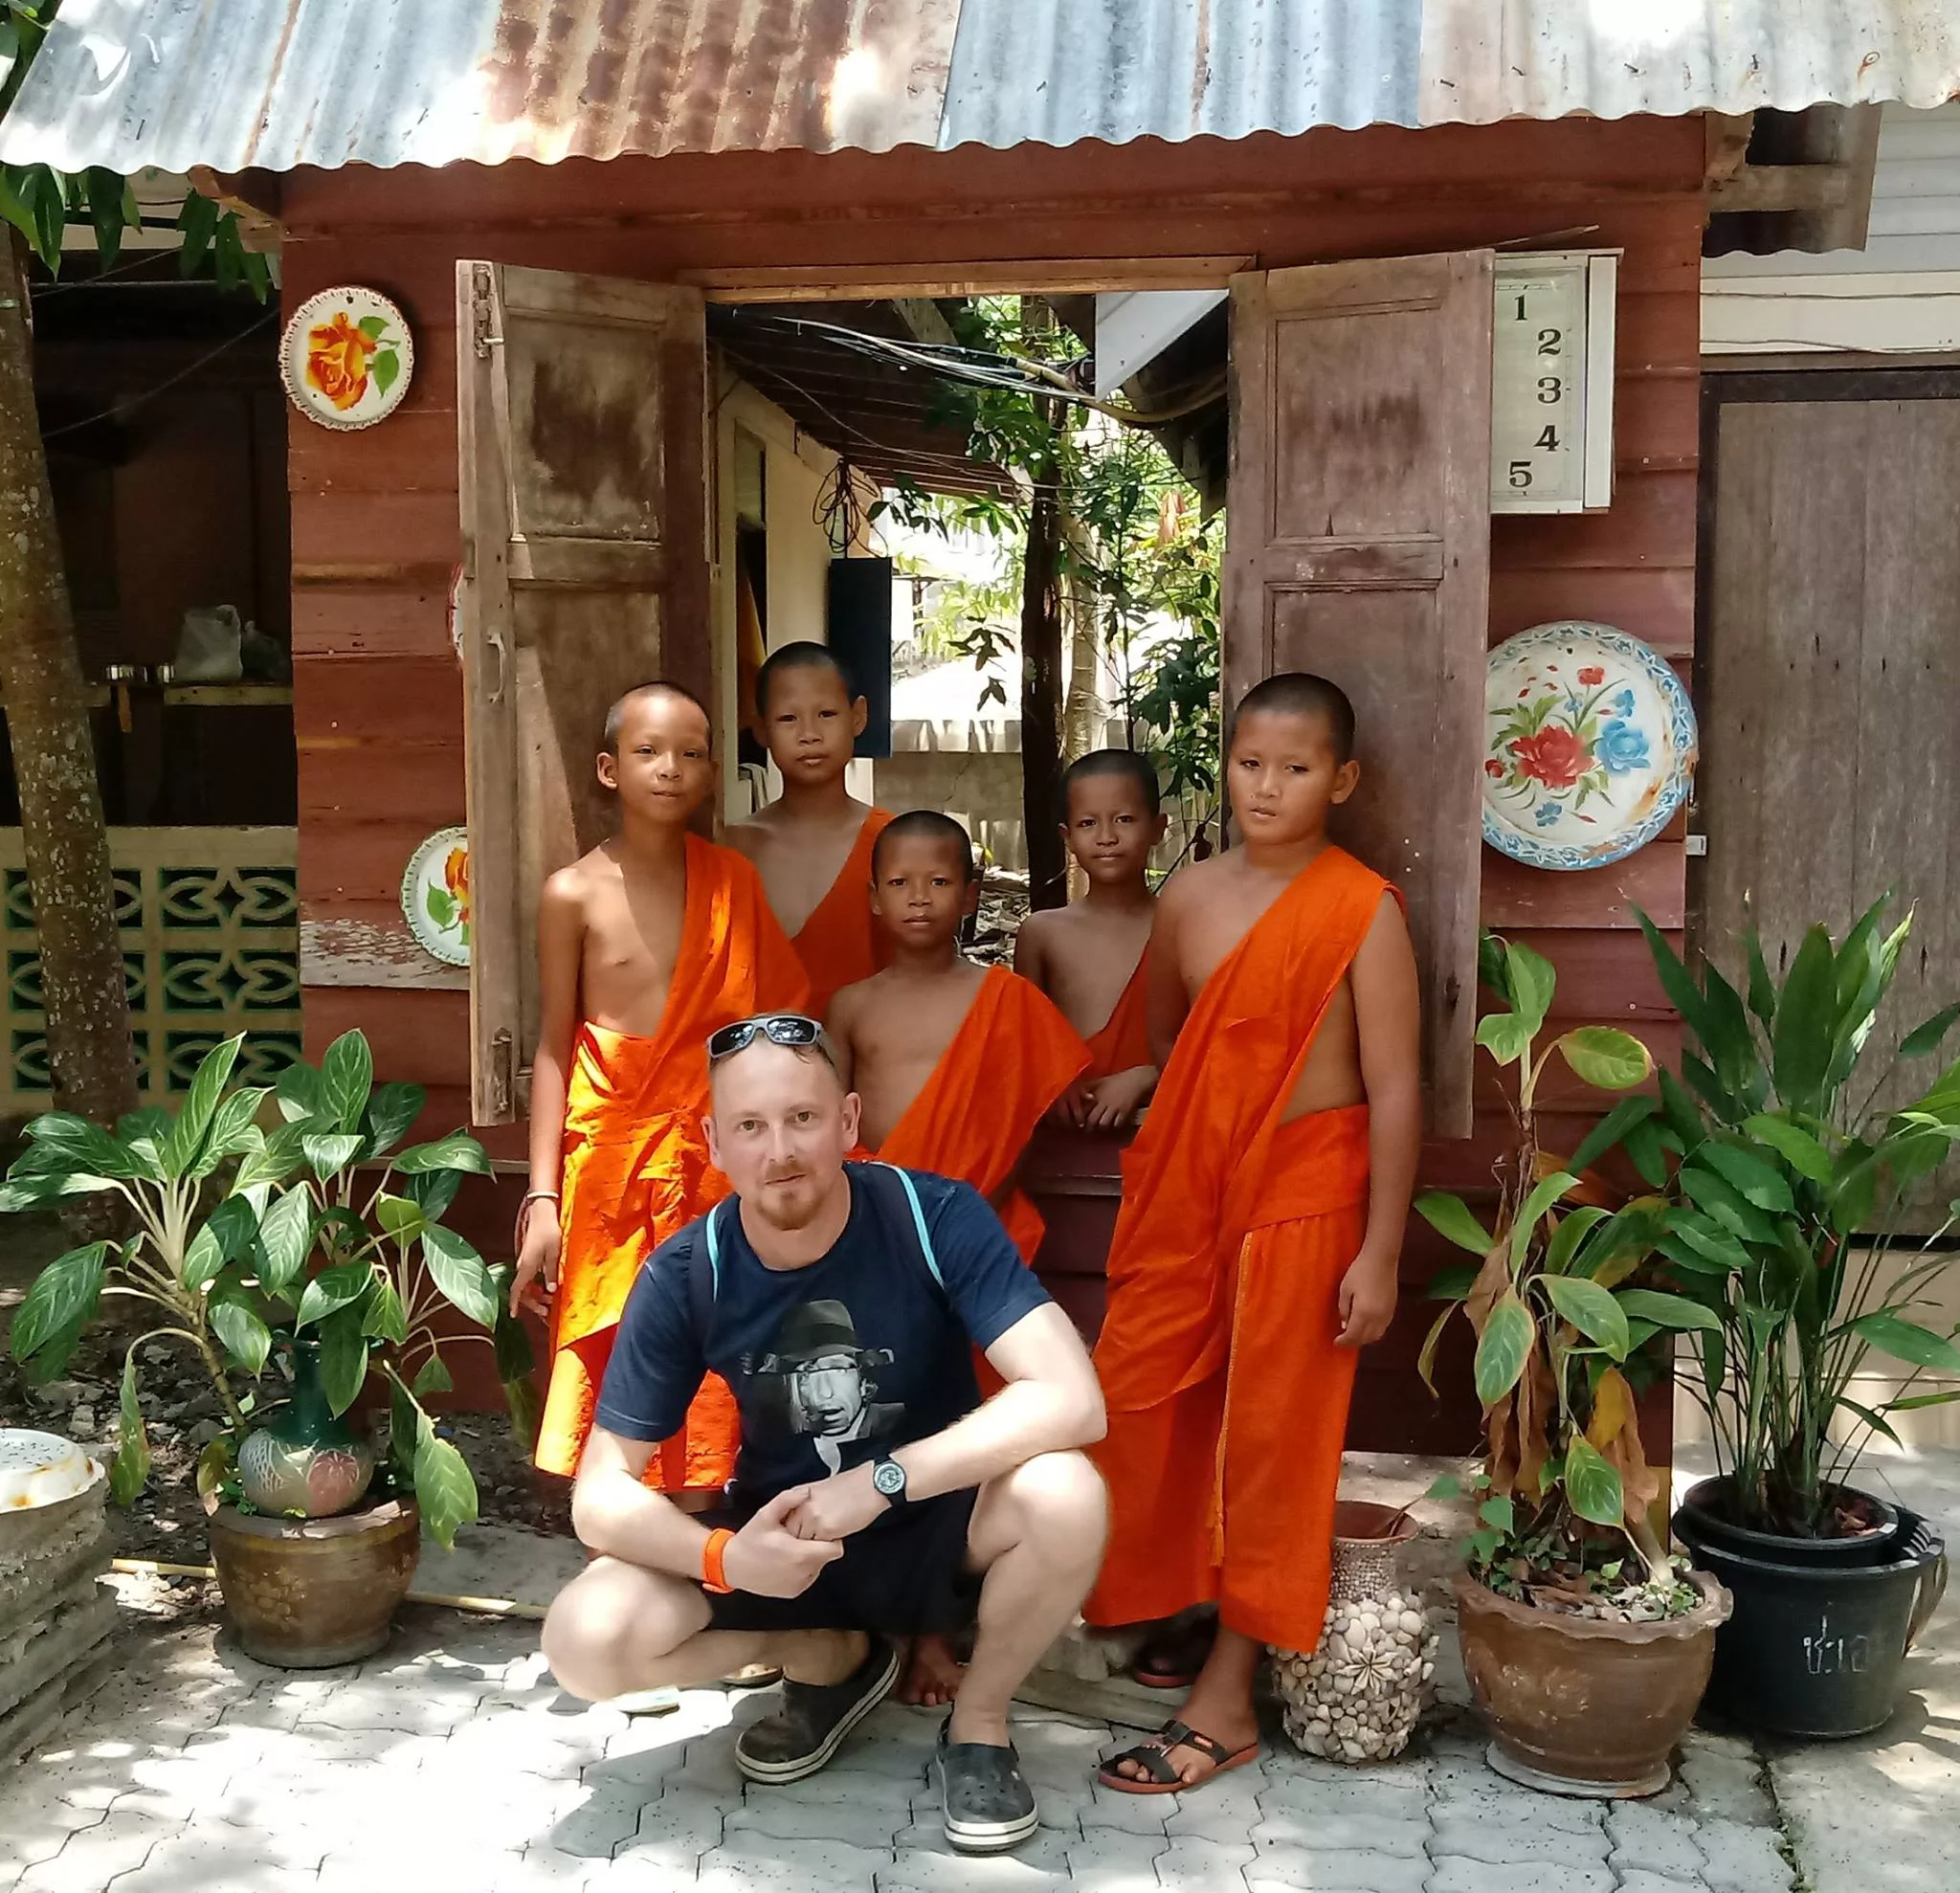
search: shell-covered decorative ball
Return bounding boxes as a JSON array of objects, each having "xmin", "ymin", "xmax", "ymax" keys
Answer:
[
  {"xmin": 0, "ymin": 1429, "xmax": 101, "ymax": 1511},
  {"xmin": 237, "ymin": 1427, "xmax": 375, "ymax": 1520},
  {"xmin": 1274, "ymin": 1587, "xmax": 1439, "ymax": 1765}
]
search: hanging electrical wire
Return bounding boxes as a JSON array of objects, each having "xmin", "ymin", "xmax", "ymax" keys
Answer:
[
  {"xmin": 813, "ymin": 457, "xmax": 870, "ymax": 552},
  {"xmin": 716, "ymin": 309, "xmax": 1225, "ymax": 426}
]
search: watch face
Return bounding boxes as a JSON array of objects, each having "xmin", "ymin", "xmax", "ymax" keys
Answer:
[{"xmin": 873, "ymin": 1460, "xmax": 905, "ymax": 1498}]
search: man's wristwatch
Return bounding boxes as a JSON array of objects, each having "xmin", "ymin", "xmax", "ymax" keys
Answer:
[{"xmin": 870, "ymin": 1457, "xmax": 909, "ymax": 1507}]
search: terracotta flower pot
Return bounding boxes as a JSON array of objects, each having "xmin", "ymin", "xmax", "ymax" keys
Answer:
[
  {"xmin": 208, "ymin": 1498, "xmax": 420, "ymax": 1668},
  {"xmin": 1454, "ymin": 1568, "xmax": 1730, "ymax": 1796}
]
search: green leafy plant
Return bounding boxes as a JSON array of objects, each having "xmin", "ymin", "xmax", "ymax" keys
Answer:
[
  {"xmin": 4, "ymin": 1032, "xmax": 534, "ymax": 1547},
  {"xmin": 1418, "ymin": 934, "xmax": 1704, "ymax": 1607},
  {"xmin": 1637, "ymin": 900, "xmax": 1960, "ymax": 1538}
]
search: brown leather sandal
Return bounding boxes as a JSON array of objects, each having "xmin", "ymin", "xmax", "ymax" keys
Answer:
[{"xmin": 1097, "ymin": 1719, "xmax": 1259, "ymax": 1795}]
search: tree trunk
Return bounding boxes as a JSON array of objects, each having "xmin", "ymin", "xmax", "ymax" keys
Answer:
[
  {"xmin": 1060, "ymin": 516, "xmax": 1103, "ymax": 760},
  {"xmin": 0, "ymin": 240, "xmax": 139, "ymax": 1125},
  {"xmin": 1019, "ymin": 477, "xmax": 1067, "ymax": 910}
]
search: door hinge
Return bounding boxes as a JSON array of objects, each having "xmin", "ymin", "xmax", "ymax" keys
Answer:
[
  {"xmin": 1685, "ymin": 834, "xmax": 1707, "ymax": 857},
  {"xmin": 469, "ymin": 265, "xmax": 501, "ymax": 359},
  {"xmin": 490, "ymin": 1027, "xmax": 514, "ymax": 1118}
]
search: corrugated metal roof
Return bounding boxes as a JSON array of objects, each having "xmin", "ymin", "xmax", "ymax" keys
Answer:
[{"xmin": 9, "ymin": 0, "xmax": 1960, "ymax": 174}]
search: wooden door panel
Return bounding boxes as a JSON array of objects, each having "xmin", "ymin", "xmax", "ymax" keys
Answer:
[
  {"xmin": 1271, "ymin": 305, "xmax": 1449, "ymax": 538},
  {"xmin": 1702, "ymin": 388, "xmax": 1960, "ymax": 1221},
  {"xmin": 1226, "ymin": 251, "xmax": 1494, "ymax": 1136},
  {"xmin": 457, "ymin": 261, "xmax": 707, "ymax": 1123}
]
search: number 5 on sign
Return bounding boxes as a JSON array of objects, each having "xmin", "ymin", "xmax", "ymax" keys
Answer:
[{"xmin": 1490, "ymin": 253, "xmax": 1617, "ymax": 514}]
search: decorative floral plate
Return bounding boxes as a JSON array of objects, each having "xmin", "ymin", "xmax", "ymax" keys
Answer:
[
  {"xmin": 279, "ymin": 286, "xmax": 413, "ymax": 431},
  {"xmin": 1482, "ymin": 622, "xmax": 1697, "ymax": 871},
  {"xmin": 401, "ymin": 827, "xmax": 471, "ymax": 967}
]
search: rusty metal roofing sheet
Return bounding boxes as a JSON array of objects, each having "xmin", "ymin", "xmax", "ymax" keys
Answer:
[{"xmin": 8, "ymin": 0, "xmax": 1960, "ymax": 174}]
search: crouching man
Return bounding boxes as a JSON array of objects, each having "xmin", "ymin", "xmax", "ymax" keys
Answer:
[{"xmin": 542, "ymin": 1013, "xmax": 1108, "ymax": 1855}]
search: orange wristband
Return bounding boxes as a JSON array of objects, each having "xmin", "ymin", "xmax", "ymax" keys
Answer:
[{"xmin": 702, "ymin": 1526, "xmax": 735, "ymax": 1595}]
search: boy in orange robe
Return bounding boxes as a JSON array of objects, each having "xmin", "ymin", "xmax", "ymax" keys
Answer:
[
  {"xmin": 1089, "ymin": 673, "xmax": 1422, "ymax": 1796},
  {"xmin": 513, "ymin": 681, "xmax": 808, "ymax": 1492},
  {"xmin": 829, "ymin": 809, "xmax": 1090, "ymax": 1701},
  {"xmin": 1014, "ymin": 750, "xmax": 1167, "ymax": 1130},
  {"xmin": 726, "ymin": 642, "xmax": 893, "ymax": 1021}
]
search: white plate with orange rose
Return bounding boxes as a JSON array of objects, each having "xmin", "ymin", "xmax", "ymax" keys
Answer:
[
  {"xmin": 402, "ymin": 826, "xmax": 470, "ymax": 967},
  {"xmin": 280, "ymin": 286, "xmax": 413, "ymax": 431}
]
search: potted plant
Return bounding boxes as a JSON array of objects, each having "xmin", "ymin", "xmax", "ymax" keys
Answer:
[
  {"xmin": 1637, "ymin": 903, "xmax": 1954, "ymax": 1736},
  {"xmin": 1419, "ymin": 933, "xmax": 1730, "ymax": 1796},
  {"xmin": 5, "ymin": 1031, "xmax": 535, "ymax": 1666}
]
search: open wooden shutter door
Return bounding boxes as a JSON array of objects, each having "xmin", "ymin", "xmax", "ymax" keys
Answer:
[
  {"xmin": 1224, "ymin": 252, "xmax": 1493, "ymax": 1136},
  {"xmin": 457, "ymin": 264, "xmax": 709, "ymax": 1124}
]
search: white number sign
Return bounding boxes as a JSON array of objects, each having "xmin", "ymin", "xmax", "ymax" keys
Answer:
[{"xmin": 1491, "ymin": 254, "xmax": 1616, "ymax": 514}]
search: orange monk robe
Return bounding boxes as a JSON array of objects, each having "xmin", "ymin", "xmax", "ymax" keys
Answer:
[
  {"xmin": 1086, "ymin": 846, "xmax": 1398, "ymax": 1653},
  {"xmin": 537, "ymin": 834, "xmax": 809, "ymax": 1490},
  {"xmin": 793, "ymin": 808, "xmax": 895, "ymax": 1023},
  {"xmin": 1081, "ymin": 953, "xmax": 1151, "ymax": 1081},
  {"xmin": 871, "ymin": 967, "xmax": 1089, "ymax": 1264}
]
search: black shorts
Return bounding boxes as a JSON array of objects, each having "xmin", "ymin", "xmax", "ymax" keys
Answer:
[{"xmin": 700, "ymin": 1487, "xmax": 981, "ymax": 1637}]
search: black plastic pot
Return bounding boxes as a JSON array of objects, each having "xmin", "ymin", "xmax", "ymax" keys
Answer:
[
  {"xmin": 1674, "ymin": 1485, "xmax": 1947, "ymax": 1738},
  {"xmin": 1676, "ymin": 1477, "xmax": 1900, "ymax": 1568}
]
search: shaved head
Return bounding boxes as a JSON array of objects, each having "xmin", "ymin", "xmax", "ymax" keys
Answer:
[
  {"xmin": 872, "ymin": 809, "xmax": 977, "ymax": 882},
  {"xmin": 1232, "ymin": 672, "xmax": 1355, "ymax": 763},
  {"xmin": 1063, "ymin": 748, "xmax": 1161, "ymax": 818},
  {"xmin": 603, "ymin": 679, "xmax": 711, "ymax": 752},
  {"xmin": 754, "ymin": 641, "xmax": 858, "ymax": 718}
]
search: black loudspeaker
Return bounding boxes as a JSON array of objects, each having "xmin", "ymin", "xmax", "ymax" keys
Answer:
[{"xmin": 826, "ymin": 557, "xmax": 894, "ymax": 760}]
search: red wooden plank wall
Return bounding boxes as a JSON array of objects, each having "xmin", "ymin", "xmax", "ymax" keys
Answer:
[{"xmin": 282, "ymin": 116, "xmax": 1706, "ymax": 1437}]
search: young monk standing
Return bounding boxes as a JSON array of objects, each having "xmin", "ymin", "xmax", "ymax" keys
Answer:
[
  {"xmin": 514, "ymin": 681, "xmax": 809, "ymax": 1495},
  {"xmin": 1014, "ymin": 750, "xmax": 1168, "ymax": 1129},
  {"xmin": 829, "ymin": 809, "xmax": 1090, "ymax": 1702},
  {"xmin": 726, "ymin": 643, "xmax": 892, "ymax": 1021},
  {"xmin": 1090, "ymin": 673, "xmax": 1422, "ymax": 1795}
]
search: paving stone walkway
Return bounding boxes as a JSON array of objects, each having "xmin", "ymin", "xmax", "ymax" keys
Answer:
[
  {"xmin": 3, "ymin": 1444, "xmax": 1954, "ymax": 1893},
  {"xmin": 0, "ymin": 1610, "xmax": 1802, "ymax": 1893}
]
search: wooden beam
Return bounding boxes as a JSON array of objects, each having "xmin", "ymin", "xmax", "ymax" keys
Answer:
[
  {"xmin": 891, "ymin": 296, "xmax": 958, "ymax": 345},
  {"xmin": 1704, "ymin": 111, "xmax": 1754, "ymax": 187},
  {"xmin": 1707, "ymin": 163, "xmax": 1852, "ymax": 215},
  {"xmin": 686, "ymin": 256, "xmax": 1256, "ymax": 301}
]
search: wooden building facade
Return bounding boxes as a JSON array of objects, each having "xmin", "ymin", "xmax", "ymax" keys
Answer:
[{"xmin": 269, "ymin": 112, "xmax": 1705, "ymax": 1447}]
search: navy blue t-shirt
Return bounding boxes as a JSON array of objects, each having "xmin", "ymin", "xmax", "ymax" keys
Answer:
[{"xmin": 593, "ymin": 1164, "xmax": 1051, "ymax": 1504}]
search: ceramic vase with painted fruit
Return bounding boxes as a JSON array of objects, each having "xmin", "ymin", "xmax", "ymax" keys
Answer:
[{"xmin": 236, "ymin": 1338, "xmax": 374, "ymax": 1519}]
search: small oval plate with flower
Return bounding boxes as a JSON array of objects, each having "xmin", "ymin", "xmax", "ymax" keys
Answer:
[
  {"xmin": 280, "ymin": 286, "xmax": 413, "ymax": 431},
  {"xmin": 402, "ymin": 826, "xmax": 470, "ymax": 967},
  {"xmin": 1482, "ymin": 622, "xmax": 1697, "ymax": 872}
]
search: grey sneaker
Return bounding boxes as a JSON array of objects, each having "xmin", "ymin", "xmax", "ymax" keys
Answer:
[
  {"xmin": 734, "ymin": 1638, "xmax": 898, "ymax": 1784},
  {"xmin": 937, "ymin": 1720, "xmax": 1039, "ymax": 1854}
]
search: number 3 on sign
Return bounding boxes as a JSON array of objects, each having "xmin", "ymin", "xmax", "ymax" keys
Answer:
[{"xmin": 1491, "ymin": 254, "xmax": 1616, "ymax": 514}]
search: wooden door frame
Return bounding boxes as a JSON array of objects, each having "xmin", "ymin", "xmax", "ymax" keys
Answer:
[
  {"xmin": 678, "ymin": 256, "xmax": 1255, "ymax": 301},
  {"xmin": 1691, "ymin": 360, "xmax": 1960, "ymax": 964}
]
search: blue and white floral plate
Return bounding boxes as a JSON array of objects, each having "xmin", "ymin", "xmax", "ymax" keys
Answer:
[{"xmin": 1481, "ymin": 622, "xmax": 1697, "ymax": 872}]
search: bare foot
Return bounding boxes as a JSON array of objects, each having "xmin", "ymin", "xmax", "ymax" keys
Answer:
[{"xmin": 897, "ymin": 1633, "xmax": 965, "ymax": 1708}]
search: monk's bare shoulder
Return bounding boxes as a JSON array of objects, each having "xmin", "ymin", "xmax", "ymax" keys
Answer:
[
  {"xmin": 722, "ymin": 819, "xmax": 764, "ymax": 862},
  {"xmin": 1154, "ymin": 854, "xmax": 1236, "ymax": 918},
  {"xmin": 544, "ymin": 843, "xmax": 617, "ymax": 914}
]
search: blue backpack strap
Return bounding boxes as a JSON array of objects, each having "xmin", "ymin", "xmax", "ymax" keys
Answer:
[
  {"xmin": 686, "ymin": 1201, "xmax": 729, "ymax": 1347},
  {"xmin": 878, "ymin": 1162, "xmax": 944, "ymax": 1291}
]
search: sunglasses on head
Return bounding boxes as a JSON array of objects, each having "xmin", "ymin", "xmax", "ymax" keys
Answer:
[{"xmin": 706, "ymin": 1013, "xmax": 836, "ymax": 1067}]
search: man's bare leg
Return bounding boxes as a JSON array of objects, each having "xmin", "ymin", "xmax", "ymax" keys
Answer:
[
  {"xmin": 951, "ymin": 1451, "xmax": 1108, "ymax": 1748},
  {"xmin": 543, "ymin": 1555, "xmax": 864, "ymax": 1703},
  {"xmin": 671, "ymin": 1491, "xmax": 780, "ymax": 1689}
]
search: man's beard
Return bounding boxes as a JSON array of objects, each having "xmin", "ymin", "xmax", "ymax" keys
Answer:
[{"xmin": 750, "ymin": 1170, "xmax": 830, "ymax": 1233}]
